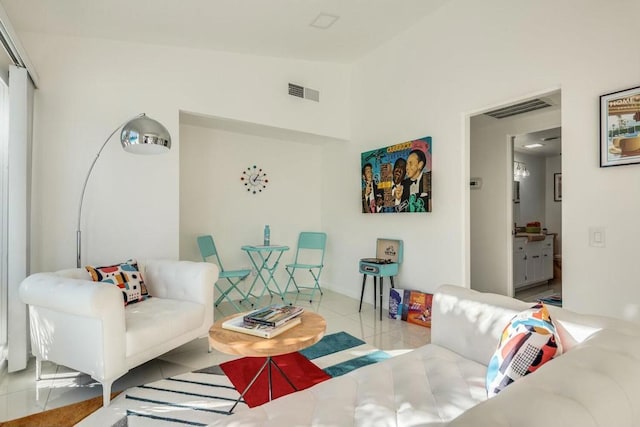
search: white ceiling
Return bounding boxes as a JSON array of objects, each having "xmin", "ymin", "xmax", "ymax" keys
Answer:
[
  {"xmin": 514, "ymin": 127, "xmax": 561, "ymax": 158},
  {"xmin": 0, "ymin": 0, "xmax": 448, "ymax": 63}
]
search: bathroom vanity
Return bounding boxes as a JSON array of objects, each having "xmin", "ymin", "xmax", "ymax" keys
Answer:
[{"xmin": 513, "ymin": 234, "xmax": 554, "ymax": 290}]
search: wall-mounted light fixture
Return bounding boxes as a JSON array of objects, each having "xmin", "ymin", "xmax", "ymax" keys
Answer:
[{"xmin": 514, "ymin": 161, "xmax": 530, "ymax": 179}]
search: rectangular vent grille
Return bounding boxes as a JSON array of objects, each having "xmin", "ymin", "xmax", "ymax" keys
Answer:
[
  {"xmin": 288, "ymin": 83, "xmax": 319, "ymax": 102},
  {"xmin": 288, "ymin": 83, "xmax": 304, "ymax": 98},
  {"xmin": 484, "ymin": 99, "xmax": 551, "ymax": 119},
  {"xmin": 304, "ymin": 87, "xmax": 319, "ymax": 102}
]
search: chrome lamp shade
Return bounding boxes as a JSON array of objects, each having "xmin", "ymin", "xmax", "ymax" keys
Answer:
[
  {"xmin": 76, "ymin": 113, "xmax": 171, "ymax": 267},
  {"xmin": 121, "ymin": 114, "xmax": 171, "ymax": 154}
]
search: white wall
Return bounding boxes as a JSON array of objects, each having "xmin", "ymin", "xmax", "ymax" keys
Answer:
[
  {"xmin": 349, "ymin": 0, "xmax": 640, "ymax": 321},
  {"xmin": 20, "ymin": 0, "xmax": 640, "ymax": 322},
  {"xmin": 179, "ymin": 123, "xmax": 325, "ymax": 288},
  {"xmin": 23, "ymin": 33, "xmax": 350, "ymax": 272}
]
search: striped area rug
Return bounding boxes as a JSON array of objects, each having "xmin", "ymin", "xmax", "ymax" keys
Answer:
[{"xmin": 79, "ymin": 332, "xmax": 389, "ymax": 427}]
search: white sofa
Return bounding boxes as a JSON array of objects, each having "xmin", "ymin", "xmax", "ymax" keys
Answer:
[
  {"xmin": 210, "ymin": 284, "xmax": 640, "ymax": 427},
  {"xmin": 19, "ymin": 259, "xmax": 218, "ymax": 407}
]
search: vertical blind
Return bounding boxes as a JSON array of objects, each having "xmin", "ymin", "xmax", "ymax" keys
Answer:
[{"xmin": 0, "ymin": 3, "xmax": 37, "ymax": 372}]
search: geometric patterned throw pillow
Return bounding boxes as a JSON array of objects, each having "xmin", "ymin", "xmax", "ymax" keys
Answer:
[
  {"xmin": 486, "ymin": 303, "xmax": 562, "ymax": 397},
  {"xmin": 86, "ymin": 259, "xmax": 150, "ymax": 306}
]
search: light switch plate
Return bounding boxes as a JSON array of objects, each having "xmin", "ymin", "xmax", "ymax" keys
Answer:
[
  {"xmin": 470, "ymin": 177, "xmax": 482, "ymax": 189},
  {"xmin": 589, "ymin": 227, "xmax": 605, "ymax": 248}
]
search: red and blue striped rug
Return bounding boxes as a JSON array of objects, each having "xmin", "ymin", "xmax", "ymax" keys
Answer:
[{"xmin": 80, "ymin": 332, "xmax": 389, "ymax": 427}]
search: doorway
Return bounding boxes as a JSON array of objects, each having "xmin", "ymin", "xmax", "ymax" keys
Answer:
[
  {"xmin": 512, "ymin": 127, "xmax": 562, "ymax": 304},
  {"xmin": 469, "ymin": 89, "xmax": 562, "ymax": 302}
]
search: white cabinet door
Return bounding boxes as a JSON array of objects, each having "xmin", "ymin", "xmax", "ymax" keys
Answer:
[
  {"xmin": 514, "ymin": 252, "xmax": 527, "ymax": 289},
  {"xmin": 513, "ymin": 238, "xmax": 527, "ymax": 289},
  {"xmin": 542, "ymin": 248, "xmax": 553, "ymax": 280},
  {"xmin": 514, "ymin": 236, "xmax": 554, "ymax": 289},
  {"xmin": 527, "ymin": 247, "xmax": 543, "ymax": 284},
  {"xmin": 541, "ymin": 236, "xmax": 554, "ymax": 281}
]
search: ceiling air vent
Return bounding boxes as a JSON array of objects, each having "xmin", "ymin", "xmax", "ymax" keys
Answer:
[
  {"xmin": 484, "ymin": 98, "xmax": 551, "ymax": 119},
  {"xmin": 289, "ymin": 83, "xmax": 304, "ymax": 98},
  {"xmin": 288, "ymin": 83, "xmax": 319, "ymax": 102}
]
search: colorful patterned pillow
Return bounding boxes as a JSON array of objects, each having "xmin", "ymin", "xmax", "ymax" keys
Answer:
[
  {"xmin": 86, "ymin": 259, "xmax": 150, "ymax": 306},
  {"xmin": 486, "ymin": 303, "xmax": 562, "ymax": 397}
]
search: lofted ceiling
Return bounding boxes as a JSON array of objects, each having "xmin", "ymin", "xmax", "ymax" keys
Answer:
[{"xmin": 0, "ymin": 0, "xmax": 448, "ymax": 63}]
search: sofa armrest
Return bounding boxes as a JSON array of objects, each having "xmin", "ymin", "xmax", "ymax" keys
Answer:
[
  {"xmin": 19, "ymin": 272, "xmax": 127, "ymax": 382},
  {"xmin": 19, "ymin": 272, "xmax": 124, "ymax": 318},
  {"xmin": 432, "ymin": 284, "xmax": 529, "ymax": 366},
  {"xmin": 449, "ymin": 328, "xmax": 640, "ymax": 427},
  {"xmin": 142, "ymin": 260, "xmax": 218, "ymax": 304}
]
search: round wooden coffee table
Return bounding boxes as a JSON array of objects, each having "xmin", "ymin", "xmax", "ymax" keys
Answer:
[{"xmin": 209, "ymin": 311, "xmax": 326, "ymax": 412}]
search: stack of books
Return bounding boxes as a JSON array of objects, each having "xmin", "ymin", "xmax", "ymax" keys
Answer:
[{"xmin": 222, "ymin": 304, "xmax": 304, "ymax": 338}]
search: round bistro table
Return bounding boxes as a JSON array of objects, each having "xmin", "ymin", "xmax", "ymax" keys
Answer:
[{"xmin": 209, "ymin": 311, "xmax": 326, "ymax": 412}]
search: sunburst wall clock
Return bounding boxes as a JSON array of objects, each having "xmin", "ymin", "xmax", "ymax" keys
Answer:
[{"xmin": 240, "ymin": 165, "xmax": 268, "ymax": 194}]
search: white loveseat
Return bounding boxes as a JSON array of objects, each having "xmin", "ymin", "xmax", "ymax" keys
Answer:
[
  {"xmin": 210, "ymin": 284, "xmax": 640, "ymax": 427},
  {"xmin": 19, "ymin": 259, "xmax": 219, "ymax": 407}
]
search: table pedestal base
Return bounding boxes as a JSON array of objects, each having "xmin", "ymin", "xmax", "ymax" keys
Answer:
[{"xmin": 228, "ymin": 355, "xmax": 298, "ymax": 413}]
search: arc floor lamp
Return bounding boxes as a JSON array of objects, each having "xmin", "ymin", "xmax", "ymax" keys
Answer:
[{"xmin": 76, "ymin": 113, "xmax": 171, "ymax": 267}]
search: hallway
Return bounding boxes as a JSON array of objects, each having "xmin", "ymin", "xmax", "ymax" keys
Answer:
[{"xmin": 515, "ymin": 279, "xmax": 562, "ymax": 306}]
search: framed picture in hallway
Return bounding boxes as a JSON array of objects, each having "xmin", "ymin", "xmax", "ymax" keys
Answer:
[
  {"xmin": 600, "ymin": 85, "xmax": 640, "ymax": 167},
  {"xmin": 554, "ymin": 173, "xmax": 562, "ymax": 202},
  {"xmin": 360, "ymin": 136, "xmax": 432, "ymax": 213}
]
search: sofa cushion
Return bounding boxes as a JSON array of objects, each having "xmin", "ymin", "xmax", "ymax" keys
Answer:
[
  {"xmin": 86, "ymin": 259, "xmax": 149, "ymax": 305},
  {"xmin": 486, "ymin": 303, "xmax": 562, "ymax": 397},
  {"xmin": 210, "ymin": 343, "xmax": 488, "ymax": 427},
  {"xmin": 450, "ymin": 328, "xmax": 640, "ymax": 427},
  {"xmin": 124, "ymin": 297, "xmax": 205, "ymax": 358}
]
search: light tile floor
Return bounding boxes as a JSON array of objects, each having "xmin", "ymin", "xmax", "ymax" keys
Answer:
[
  {"xmin": 0, "ymin": 289, "xmax": 431, "ymax": 422},
  {"xmin": 514, "ymin": 279, "xmax": 562, "ymax": 303}
]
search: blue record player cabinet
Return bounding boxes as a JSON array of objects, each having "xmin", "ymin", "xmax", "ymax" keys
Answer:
[{"xmin": 359, "ymin": 238, "xmax": 403, "ymax": 320}]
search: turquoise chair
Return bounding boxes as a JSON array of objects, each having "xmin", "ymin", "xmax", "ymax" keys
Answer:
[
  {"xmin": 284, "ymin": 232, "xmax": 327, "ymax": 302},
  {"xmin": 197, "ymin": 235, "xmax": 251, "ymax": 312}
]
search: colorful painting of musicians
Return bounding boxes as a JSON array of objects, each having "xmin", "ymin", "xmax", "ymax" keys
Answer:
[{"xmin": 361, "ymin": 136, "xmax": 432, "ymax": 213}]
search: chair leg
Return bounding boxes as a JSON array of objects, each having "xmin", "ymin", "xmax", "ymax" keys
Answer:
[
  {"xmin": 308, "ymin": 268, "xmax": 323, "ymax": 303},
  {"xmin": 284, "ymin": 267, "xmax": 300, "ymax": 294},
  {"xmin": 226, "ymin": 277, "xmax": 249, "ymax": 301},
  {"xmin": 215, "ymin": 276, "xmax": 251, "ymax": 312},
  {"xmin": 359, "ymin": 274, "xmax": 367, "ymax": 312},
  {"xmin": 379, "ymin": 277, "xmax": 384, "ymax": 321},
  {"xmin": 35, "ymin": 357, "xmax": 41, "ymax": 381},
  {"xmin": 373, "ymin": 277, "xmax": 377, "ymax": 309},
  {"xmin": 102, "ymin": 379, "xmax": 114, "ymax": 407},
  {"xmin": 311, "ymin": 269, "xmax": 323, "ymax": 295},
  {"xmin": 286, "ymin": 266, "xmax": 324, "ymax": 303},
  {"xmin": 215, "ymin": 282, "xmax": 241, "ymax": 312}
]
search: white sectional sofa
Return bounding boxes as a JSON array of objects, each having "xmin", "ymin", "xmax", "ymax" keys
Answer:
[
  {"xmin": 210, "ymin": 284, "xmax": 640, "ymax": 427},
  {"xmin": 19, "ymin": 259, "xmax": 218, "ymax": 407}
]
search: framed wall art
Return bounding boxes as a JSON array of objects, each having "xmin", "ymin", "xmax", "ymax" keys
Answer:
[
  {"xmin": 600, "ymin": 85, "xmax": 640, "ymax": 167},
  {"xmin": 361, "ymin": 136, "xmax": 432, "ymax": 213},
  {"xmin": 554, "ymin": 173, "xmax": 562, "ymax": 202}
]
